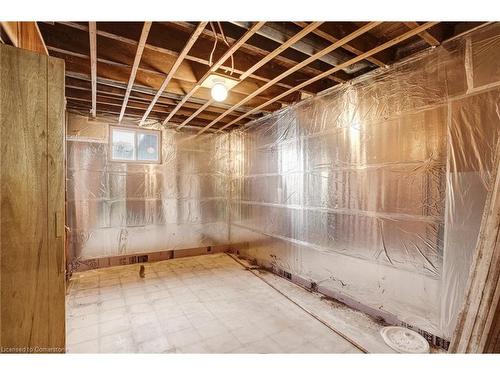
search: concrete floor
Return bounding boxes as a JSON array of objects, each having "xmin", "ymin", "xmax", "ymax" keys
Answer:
[{"xmin": 66, "ymin": 253, "xmax": 363, "ymax": 353}]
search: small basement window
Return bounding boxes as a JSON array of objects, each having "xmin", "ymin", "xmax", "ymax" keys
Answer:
[{"xmin": 110, "ymin": 126, "xmax": 161, "ymax": 163}]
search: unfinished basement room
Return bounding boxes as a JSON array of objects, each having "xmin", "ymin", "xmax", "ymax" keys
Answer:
[{"xmin": 1, "ymin": 2, "xmax": 500, "ymax": 366}]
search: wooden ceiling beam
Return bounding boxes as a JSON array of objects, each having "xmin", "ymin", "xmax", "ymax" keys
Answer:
[
  {"xmin": 65, "ymin": 82, "xmax": 261, "ymax": 120},
  {"xmin": 66, "ymin": 83, "xmax": 258, "ymax": 118},
  {"xmin": 216, "ymin": 22, "xmax": 440, "ymax": 133},
  {"xmin": 48, "ymin": 43, "xmax": 285, "ymax": 108},
  {"xmin": 48, "ymin": 22, "xmax": 310, "ymax": 96},
  {"xmin": 1, "ymin": 22, "xmax": 49, "ymax": 54},
  {"xmin": 162, "ymin": 21, "xmax": 266, "ymax": 126},
  {"xmin": 317, "ymin": 22, "xmax": 394, "ymax": 64},
  {"xmin": 240, "ymin": 22, "xmax": 323, "ymax": 81},
  {"xmin": 67, "ymin": 95, "xmax": 249, "ymax": 125},
  {"xmin": 119, "ymin": 22, "xmax": 152, "ymax": 123},
  {"xmin": 89, "ymin": 22, "xmax": 97, "ymax": 118},
  {"xmin": 294, "ymin": 21, "xmax": 386, "ymax": 68},
  {"xmin": 196, "ymin": 22, "xmax": 381, "ymax": 135},
  {"xmin": 66, "ymin": 86, "xmax": 250, "ymax": 120},
  {"xmin": 170, "ymin": 21, "xmax": 344, "ymax": 84},
  {"xmin": 404, "ymin": 22, "xmax": 440, "ymax": 46},
  {"xmin": 47, "ymin": 45, "xmax": 165, "ymax": 76},
  {"xmin": 67, "ymin": 100, "xmax": 242, "ymax": 129},
  {"xmin": 176, "ymin": 100, "xmax": 214, "ymax": 130},
  {"xmin": 140, "ymin": 22, "xmax": 207, "ymax": 125},
  {"xmin": 65, "ymin": 70, "xmax": 267, "ymax": 116},
  {"xmin": 177, "ymin": 22, "xmax": 323, "ymax": 130}
]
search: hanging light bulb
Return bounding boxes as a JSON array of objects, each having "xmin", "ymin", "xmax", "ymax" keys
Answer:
[{"xmin": 211, "ymin": 81, "xmax": 228, "ymax": 102}]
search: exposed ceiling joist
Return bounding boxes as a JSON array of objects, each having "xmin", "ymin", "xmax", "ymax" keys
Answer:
[
  {"xmin": 177, "ymin": 22, "xmax": 323, "ymax": 130},
  {"xmin": 232, "ymin": 21, "xmax": 372, "ymax": 74},
  {"xmin": 293, "ymin": 21, "xmax": 387, "ymax": 68},
  {"xmin": 240, "ymin": 22, "xmax": 323, "ymax": 81},
  {"xmin": 36, "ymin": 21, "xmax": 484, "ymax": 131},
  {"xmin": 162, "ymin": 21, "xmax": 266, "ymax": 126},
  {"xmin": 89, "ymin": 22, "xmax": 97, "ymax": 118},
  {"xmin": 404, "ymin": 22, "xmax": 440, "ymax": 46},
  {"xmin": 65, "ymin": 70, "xmax": 265, "ymax": 117},
  {"xmin": 197, "ymin": 22, "xmax": 381, "ymax": 134},
  {"xmin": 47, "ymin": 43, "xmax": 285, "ymax": 108},
  {"xmin": 140, "ymin": 22, "xmax": 207, "ymax": 125},
  {"xmin": 119, "ymin": 21, "xmax": 152, "ymax": 123},
  {"xmin": 65, "ymin": 82, "xmax": 261, "ymax": 120},
  {"xmin": 52, "ymin": 21, "xmax": 307, "ymax": 96},
  {"xmin": 216, "ymin": 22, "xmax": 439, "ymax": 133},
  {"xmin": 172, "ymin": 21, "xmax": 344, "ymax": 84},
  {"xmin": 176, "ymin": 100, "xmax": 214, "ymax": 130},
  {"xmin": 67, "ymin": 96, "xmax": 249, "ymax": 127}
]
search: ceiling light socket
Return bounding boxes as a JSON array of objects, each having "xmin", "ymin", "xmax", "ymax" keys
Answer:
[
  {"xmin": 211, "ymin": 81, "xmax": 228, "ymax": 102},
  {"xmin": 201, "ymin": 73, "xmax": 240, "ymax": 102}
]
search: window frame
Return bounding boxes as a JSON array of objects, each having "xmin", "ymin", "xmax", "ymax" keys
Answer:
[{"xmin": 109, "ymin": 125, "xmax": 161, "ymax": 164}]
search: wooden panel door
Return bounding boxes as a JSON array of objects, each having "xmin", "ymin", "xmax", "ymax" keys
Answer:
[{"xmin": 0, "ymin": 44, "xmax": 65, "ymax": 353}]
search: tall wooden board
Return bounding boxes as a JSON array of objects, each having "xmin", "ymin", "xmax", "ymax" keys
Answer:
[{"xmin": 0, "ymin": 44, "xmax": 65, "ymax": 353}]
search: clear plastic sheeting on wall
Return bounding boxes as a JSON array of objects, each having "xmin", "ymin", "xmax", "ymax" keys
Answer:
[
  {"xmin": 66, "ymin": 126, "xmax": 231, "ymax": 264},
  {"xmin": 229, "ymin": 23, "xmax": 500, "ymax": 339}
]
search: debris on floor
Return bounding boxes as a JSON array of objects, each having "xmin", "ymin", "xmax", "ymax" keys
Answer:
[{"xmin": 66, "ymin": 253, "xmax": 364, "ymax": 353}]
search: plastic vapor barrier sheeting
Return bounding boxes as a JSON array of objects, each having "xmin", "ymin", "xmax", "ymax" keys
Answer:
[
  {"xmin": 66, "ymin": 23, "xmax": 500, "ymax": 340},
  {"xmin": 229, "ymin": 23, "xmax": 500, "ymax": 339},
  {"xmin": 66, "ymin": 127, "xmax": 231, "ymax": 263}
]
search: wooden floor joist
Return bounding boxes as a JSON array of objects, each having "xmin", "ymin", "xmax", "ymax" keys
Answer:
[
  {"xmin": 65, "ymin": 70, "xmax": 264, "ymax": 117},
  {"xmin": 197, "ymin": 21, "xmax": 382, "ymax": 134},
  {"xmin": 119, "ymin": 21, "xmax": 152, "ymax": 123},
  {"xmin": 293, "ymin": 21, "xmax": 387, "ymax": 68},
  {"xmin": 162, "ymin": 21, "xmax": 266, "ymax": 126},
  {"xmin": 50, "ymin": 21, "xmax": 311, "ymax": 96},
  {"xmin": 176, "ymin": 21, "xmax": 323, "ymax": 130},
  {"xmin": 404, "ymin": 22, "xmax": 440, "ymax": 46},
  {"xmin": 240, "ymin": 22, "xmax": 323, "ymax": 81},
  {"xmin": 214, "ymin": 21, "xmax": 438, "ymax": 133},
  {"xmin": 36, "ymin": 22, "xmax": 491, "ymax": 131},
  {"xmin": 172, "ymin": 21, "xmax": 341, "ymax": 84},
  {"xmin": 88, "ymin": 22, "xmax": 97, "ymax": 118},
  {"xmin": 140, "ymin": 22, "xmax": 207, "ymax": 125},
  {"xmin": 176, "ymin": 100, "xmax": 214, "ymax": 130}
]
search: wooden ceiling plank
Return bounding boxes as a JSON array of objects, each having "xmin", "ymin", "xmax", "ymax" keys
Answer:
[
  {"xmin": 294, "ymin": 21, "xmax": 387, "ymax": 68},
  {"xmin": 162, "ymin": 21, "xmax": 266, "ymax": 126},
  {"xmin": 216, "ymin": 22, "xmax": 439, "ymax": 133},
  {"xmin": 177, "ymin": 22, "xmax": 323, "ymax": 130},
  {"xmin": 89, "ymin": 22, "xmax": 97, "ymax": 118},
  {"xmin": 196, "ymin": 22, "xmax": 381, "ymax": 135},
  {"xmin": 119, "ymin": 22, "xmax": 152, "ymax": 123},
  {"xmin": 140, "ymin": 22, "xmax": 207, "ymax": 125},
  {"xmin": 404, "ymin": 22, "xmax": 440, "ymax": 46}
]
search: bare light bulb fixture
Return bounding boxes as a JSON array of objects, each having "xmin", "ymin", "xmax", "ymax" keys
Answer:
[{"xmin": 211, "ymin": 81, "xmax": 228, "ymax": 102}]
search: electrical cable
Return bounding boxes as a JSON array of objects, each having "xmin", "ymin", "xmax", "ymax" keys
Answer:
[
  {"xmin": 217, "ymin": 21, "xmax": 234, "ymax": 76},
  {"xmin": 208, "ymin": 21, "xmax": 218, "ymax": 67}
]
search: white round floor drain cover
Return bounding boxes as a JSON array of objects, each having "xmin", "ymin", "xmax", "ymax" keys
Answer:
[{"xmin": 380, "ymin": 326, "xmax": 430, "ymax": 353}]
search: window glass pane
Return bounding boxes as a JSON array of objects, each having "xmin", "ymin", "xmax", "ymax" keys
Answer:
[
  {"xmin": 112, "ymin": 129, "xmax": 135, "ymax": 160},
  {"xmin": 137, "ymin": 132, "xmax": 159, "ymax": 161}
]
